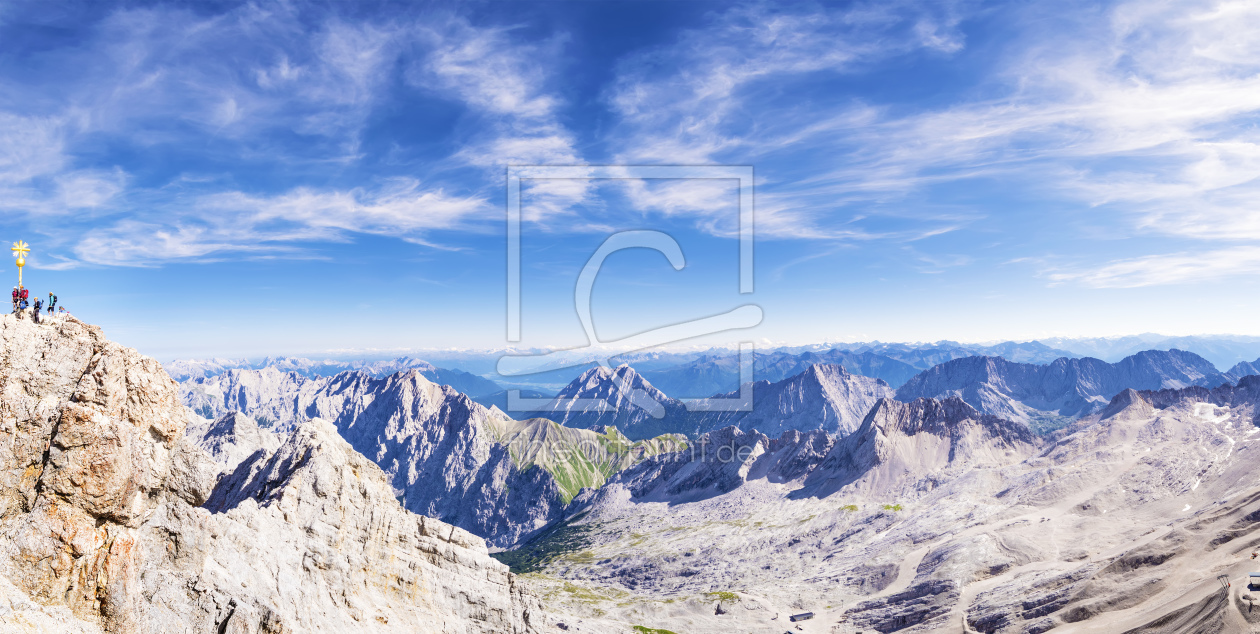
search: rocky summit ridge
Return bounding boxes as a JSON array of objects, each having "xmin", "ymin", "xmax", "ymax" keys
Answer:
[{"xmin": 0, "ymin": 313, "xmax": 544, "ymax": 634}]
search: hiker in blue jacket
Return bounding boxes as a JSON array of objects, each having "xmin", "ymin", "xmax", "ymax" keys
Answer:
[{"xmin": 47, "ymin": 293, "xmax": 56, "ymax": 315}]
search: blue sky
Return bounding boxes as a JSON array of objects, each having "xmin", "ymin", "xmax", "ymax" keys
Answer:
[{"xmin": 2, "ymin": 0, "xmax": 1259, "ymax": 360}]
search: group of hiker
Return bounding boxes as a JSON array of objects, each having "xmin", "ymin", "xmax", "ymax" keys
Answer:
[{"xmin": 10, "ymin": 287, "xmax": 64, "ymax": 324}]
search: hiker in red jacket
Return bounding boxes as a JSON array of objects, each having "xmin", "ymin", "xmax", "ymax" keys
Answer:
[{"xmin": 10, "ymin": 288, "xmax": 17, "ymax": 315}]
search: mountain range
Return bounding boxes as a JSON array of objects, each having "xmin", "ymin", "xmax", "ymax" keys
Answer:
[
  {"xmin": 895, "ymin": 348, "xmax": 1240, "ymax": 431},
  {"xmin": 181, "ymin": 366, "xmax": 685, "ymax": 546},
  {"xmin": 1040, "ymin": 334, "xmax": 1260, "ymax": 368},
  {"xmin": 639, "ymin": 349, "xmax": 920, "ymax": 396},
  {"xmin": 15, "ymin": 314, "xmax": 1260, "ymax": 632},
  {"xmin": 501, "ymin": 374, "xmax": 1260, "ymax": 632},
  {"xmin": 168, "ymin": 355, "xmax": 503, "ymax": 397},
  {"xmin": 161, "ymin": 335, "xmax": 1260, "ymax": 632}
]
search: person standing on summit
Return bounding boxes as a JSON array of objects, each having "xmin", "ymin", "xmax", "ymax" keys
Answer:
[
  {"xmin": 10, "ymin": 287, "xmax": 17, "ymax": 315},
  {"xmin": 32, "ymin": 297, "xmax": 41, "ymax": 324},
  {"xmin": 47, "ymin": 292, "xmax": 56, "ymax": 315}
]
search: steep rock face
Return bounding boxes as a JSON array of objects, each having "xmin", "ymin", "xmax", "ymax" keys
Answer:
[
  {"xmin": 0, "ymin": 314, "xmax": 217, "ymax": 633},
  {"xmin": 195, "ymin": 419, "xmax": 543, "ymax": 633},
  {"xmin": 592, "ymin": 396, "xmax": 1036, "ymax": 506},
  {"xmin": 895, "ymin": 350, "xmax": 1231, "ymax": 426},
  {"xmin": 183, "ymin": 369, "xmax": 566, "ymax": 547},
  {"xmin": 0, "ymin": 314, "xmax": 543, "ymax": 633},
  {"xmin": 693, "ymin": 364, "xmax": 894, "ymax": 438},
  {"xmin": 182, "ymin": 367, "xmax": 682, "ymax": 547},
  {"xmin": 181, "ymin": 367, "xmax": 312, "ymax": 423},
  {"xmin": 802, "ymin": 397, "xmax": 1038, "ymax": 497},
  {"xmin": 540, "ymin": 363, "xmax": 892, "ymax": 441}
]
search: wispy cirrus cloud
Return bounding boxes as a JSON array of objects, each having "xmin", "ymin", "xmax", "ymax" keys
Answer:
[
  {"xmin": 594, "ymin": 0, "xmax": 1260, "ymax": 282},
  {"xmin": 409, "ymin": 16, "xmax": 591, "ymax": 220},
  {"xmin": 75, "ymin": 180, "xmax": 490, "ymax": 266},
  {"xmin": 1, "ymin": 4, "xmax": 583, "ymax": 266},
  {"xmin": 1047, "ymin": 246, "xmax": 1260, "ymax": 288},
  {"xmin": 601, "ymin": 1, "xmax": 974, "ymax": 239},
  {"xmin": 787, "ymin": 0, "xmax": 1260, "ymax": 276}
]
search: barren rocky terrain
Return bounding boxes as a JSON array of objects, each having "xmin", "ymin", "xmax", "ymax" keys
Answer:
[
  {"xmin": 502, "ymin": 381, "xmax": 1260, "ymax": 633},
  {"xmin": 12, "ymin": 313, "xmax": 1260, "ymax": 633},
  {"xmin": 0, "ymin": 314, "xmax": 546, "ymax": 633}
]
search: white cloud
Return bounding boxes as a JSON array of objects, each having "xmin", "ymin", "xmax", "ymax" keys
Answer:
[
  {"xmin": 409, "ymin": 16, "xmax": 590, "ymax": 220},
  {"xmin": 798, "ymin": 1, "xmax": 1260, "ymax": 238},
  {"xmin": 0, "ymin": 113, "xmax": 67, "ymax": 185},
  {"xmin": 0, "ymin": 5, "xmax": 584, "ymax": 264},
  {"xmin": 74, "ymin": 181, "xmax": 490, "ymax": 267},
  {"xmin": 599, "ymin": 0, "xmax": 1260, "ymax": 276},
  {"xmin": 55, "ymin": 170, "xmax": 126, "ymax": 209},
  {"xmin": 602, "ymin": 1, "xmax": 972, "ymax": 239},
  {"xmin": 1047, "ymin": 246, "xmax": 1260, "ymax": 288}
]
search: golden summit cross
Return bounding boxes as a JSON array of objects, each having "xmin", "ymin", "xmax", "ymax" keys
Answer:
[{"xmin": 11, "ymin": 240, "xmax": 29, "ymax": 288}]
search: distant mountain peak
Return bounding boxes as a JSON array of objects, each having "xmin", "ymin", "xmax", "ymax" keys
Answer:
[{"xmin": 562, "ymin": 364, "xmax": 665, "ymax": 400}]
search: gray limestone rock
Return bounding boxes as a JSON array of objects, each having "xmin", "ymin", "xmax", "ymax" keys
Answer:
[{"xmin": 0, "ymin": 314, "xmax": 545, "ymax": 634}]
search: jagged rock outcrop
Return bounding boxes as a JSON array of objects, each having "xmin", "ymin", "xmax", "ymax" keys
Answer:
[
  {"xmin": 895, "ymin": 349, "xmax": 1233, "ymax": 428},
  {"xmin": 0, "ymin": 314, "xmax": 544, "ymax": 633},
  {"xmin": 189, "ymin": 419, "xmax": 544, "ymax": 633}
]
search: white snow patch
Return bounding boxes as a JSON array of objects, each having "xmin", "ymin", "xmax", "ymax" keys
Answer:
[{"xmin": 1182, "ymin": 504, "xmax": 1192, "ymax": 512}]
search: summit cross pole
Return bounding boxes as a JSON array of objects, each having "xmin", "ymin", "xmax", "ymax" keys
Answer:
[{"xmin": 11, "ymin": 240, "xmax": 29, "ymax": 289}]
